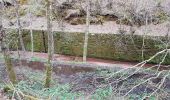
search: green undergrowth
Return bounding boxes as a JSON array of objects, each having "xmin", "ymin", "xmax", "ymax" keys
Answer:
[
  {"xmin": 91, "ymin": 86, "xmax": 113, "ymax": 100},
  {"xmin": 1, "ymin": 67, "xmax": 168, "ymax": 99},
  {"xmin": 0, "ymin": 60, "xmax": 169, "ymax": 100},
  {"xmin": 29, "ymin": 56, "xmax": 47, "ymax": 62},
  {"xmin": 1, "ymin": 67, "xmax": 83, "ymax": 100},
  {"xmin": 2, "ymin": 81, "xmax": 82, "ymax": 100}
]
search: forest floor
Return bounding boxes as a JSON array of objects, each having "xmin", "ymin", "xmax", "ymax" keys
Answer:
[
  {"xmin": 0, "ymin": 52, "xmax": 170, "ymax": 99},
  {"xmin": 0, "ymin": 55, "xmax": 170, "ymax": 99}
]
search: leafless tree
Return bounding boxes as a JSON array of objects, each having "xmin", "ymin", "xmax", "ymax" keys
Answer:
[
  {"xmin": 83, "ymin": 0, "xmax": 90, "ymax": 62},
  {"xmin": 28, "ymin": 6, "xmax": 34, "ymax": 57},
  {"xmin": 44, "ymin": 0, "xmax": 54, "ymax": 88}
]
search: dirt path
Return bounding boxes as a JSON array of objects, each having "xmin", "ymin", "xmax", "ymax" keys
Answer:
[{"xmin": 10, "ymin": 51, "xmax": 155, "ymax": 69}]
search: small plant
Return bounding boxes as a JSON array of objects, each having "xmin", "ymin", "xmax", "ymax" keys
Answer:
[
  {"xmin": 31, "ymin": 57, "xmax": 41, "ymax": 62},
  {"xmin": 91, "ymin": 86, "xmax": 113, "ymax": 100}
]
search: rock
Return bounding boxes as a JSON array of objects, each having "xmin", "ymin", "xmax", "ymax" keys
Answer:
[
  {"xmin": 102, "ymin": 14, "xmax": 118, "ymax": 21},
  {"xmin": 61, "ymin": 1, "xmax": 73, "ymax": 9},
  {"xmin": 69, "ymin": 16, "xmax": 104, "ymax": 25},
  {"xmin": 52, "ymin": 0, "xmax": 169, "ymax": 27},
  {"xmin": 54, "ymin": 0, "xmax": 170, "ymax": 18},
  {"xmin": 64, "ymin": 9, "xmax": 85, "ymax": 20},
  {"xmin": 90, "ymin": 16, "xmax": 104, "ymax": 25},
  {"xmin": 69, "ymin": 17, "xmax": 85, "ymax": 25}
]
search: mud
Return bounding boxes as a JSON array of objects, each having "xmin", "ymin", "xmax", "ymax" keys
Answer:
[{"xmin": 12, "ymin": 59, "xmax": 95, "ymax": 75}]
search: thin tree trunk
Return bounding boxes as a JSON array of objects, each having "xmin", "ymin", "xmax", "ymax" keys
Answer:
[
  {"xmin": 51, "ymin": 4, "xmax": 54, "ymax": 55},
  {"xmin": 42, "ymin": 31, "xmax": 47, "ymax": 53},
  {"xmin": 44, "ymin": 0, "xmax": 53, "ymax": 88},
  {"xmin": 141, "ymin": 12, "xmax": 148, "ymax": 61},
  {"xmin": 83, "ymin": 0, "xmax": 90, "ymax": 62},
  {"xmin": 14, "ymin": 0, "xmax": 26, "ymax": 52},
  {"xmin": 29, "ymin": 10, "xmax": 34, "ymax": 57},
  {"xmin": 0, "ymin": 4, "xmax": 17, "ymax": 84}
]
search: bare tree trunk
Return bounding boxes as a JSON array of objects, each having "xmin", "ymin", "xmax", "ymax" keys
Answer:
[
  {"xmin": 44, "ymin": 0, "xmax": 53, "ymax": 88},
  {"xmin": 42, "ymin": 31, "xmax": 47, "ymax": 53},
  {"xmin": 50, "ymin": 4, "xmax": 54, "ymax": 55},
  {"xmin": 83, "ymin": 0, "xmax": 90, "ymax": 62},
  {"xmin": 29, "ymin": 10, "xmax": 34, "ymax": 57},
  {"xmin": 0, "ymin": 4, "xmax": 17, "ymax": 84},
  {"xmin": 14, "ymin": 0, "xmax": 26, "ymax": 52},
  {"xmin": 141, "ymin": 12, "xmax": 149, "ymax": 61}
]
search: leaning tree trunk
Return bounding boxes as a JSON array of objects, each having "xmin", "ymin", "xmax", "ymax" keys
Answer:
[
  {"xmin": 44, "ymin": 0, "xmax": 53, "ymax": 88},
  {"xmin": 83, "ymin": 0, "xmax": 90, "ymax": 62},
  {"xmin": 0, "ymin": 4, "xmax": 17, "ymax": 84}
]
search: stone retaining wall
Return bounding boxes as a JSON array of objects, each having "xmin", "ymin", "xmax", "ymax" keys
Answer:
[{"xmin": 10, "ymin": 30, "xmax": 170, "ymax": 64}]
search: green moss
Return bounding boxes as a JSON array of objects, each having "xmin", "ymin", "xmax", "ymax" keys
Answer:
[{"xmin": 9, "ymin": 30, "xmax": 170, "ymax": 64}]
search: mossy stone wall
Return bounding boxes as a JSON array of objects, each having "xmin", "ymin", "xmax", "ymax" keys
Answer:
[{"xmin": 15, "ymin": 30, "xmax": 170, "ymax": 64}]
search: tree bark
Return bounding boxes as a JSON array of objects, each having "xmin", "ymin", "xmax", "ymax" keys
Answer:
[
  {"xmin": 83, "ymin": 0, "xmax": 90, "ymax": 62},
  {"xmin": 44, "ymin": 0, "xmax": 53, "ymax": 88}
]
